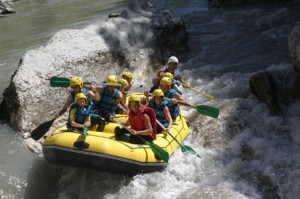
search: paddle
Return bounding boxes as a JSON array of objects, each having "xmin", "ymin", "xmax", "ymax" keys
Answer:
[
  {"xmin": 165, "ymin": 97, "xmax": 219, "ymax": 118},
  {"xmin": 83, "ymin": 125, "xmax": 88, "ymax": 137},
  {"xmin": 156, "ymin": 120, "xmax": 201, "ymax": 158},
  {"xmin": 31, "ymin": 119, "xmax": 56, "ymax": 140},
  {"xmin": 175, "ymin": 80, "xmax": 219, "ymax": 100},
  {"xmin": 49, "ymin": 76, "xmax": 121, "ymax": 87},
  {"xmin": 73, "ymin": 125, "xmax": 90, "ymax": 149},
  {"xmin": 112, "ymin": 118, "xmax": 169, "ymax": 163}
]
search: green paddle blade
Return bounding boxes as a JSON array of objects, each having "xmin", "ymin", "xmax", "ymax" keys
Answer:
[
  {"xmin": 180, "ymin": 144, "xmax": 201, "ymax": 158},
  {"xmin": 50, "ymin": 77, "xmax": 70, "ymax": 87},
  {"xmin": 194, "ymin": 105, "xmax": 219, "ymax": 118},
  {"xmin": 145, "ymin": 140, "xmax": 169, "ymax": 163}
]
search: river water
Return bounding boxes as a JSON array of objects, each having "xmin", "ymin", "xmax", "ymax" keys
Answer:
[{"xmin": 1, "ymin": 0, "xmax": 300, "ymax": 198}]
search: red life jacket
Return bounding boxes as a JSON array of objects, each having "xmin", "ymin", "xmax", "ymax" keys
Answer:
[{"xmin": 128, "ymin": 106, "xmax": 157, "ymax": 139}]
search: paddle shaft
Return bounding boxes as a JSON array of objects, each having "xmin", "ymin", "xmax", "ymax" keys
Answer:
[
  {"xmin": 50, "ymin": 77, "xmax": 122, "ymax": 87},
  {"xmin": 112, "ymin": 117, "xmax": 169, "ymax": 162},
  {"xmin": 164, "ymin": 97, "xmax": 192, "ymax": 108},
  {"xmin": 175, "ymin": 80, "xmax": 218, "ymax": 100},
  {"xmin": 113, "ymin": 118, "xmax": 150, "ymax": 138},
  {"xmin": 156, "ymin": 119, "xmax": 180, "ymax": 144},
  {"xmin": 164, "ymin": 97, "xmax": 219, "ymax": 118}
]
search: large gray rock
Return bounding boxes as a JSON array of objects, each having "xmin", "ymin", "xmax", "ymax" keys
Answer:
[
  {"xmin": 0, "ymin": 1, "xmax": 188, "ymax": 138},
  {"xmin": 0, "ymin": 0, "xmax": 15, "ymax": 15},
  {"xmin": 249, "ymin": 71, "xmax": 281, "ymax": 115}
]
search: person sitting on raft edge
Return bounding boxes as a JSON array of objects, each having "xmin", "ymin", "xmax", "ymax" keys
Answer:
[
  {"xmin": 114, "ymin": 94, "xmax": 157, "ymax": 144},
  {"xmin": 66, "ymin": 93, "xmax": 92, "ymax": 134}
]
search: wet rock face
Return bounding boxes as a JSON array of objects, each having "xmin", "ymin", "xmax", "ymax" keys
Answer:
[
  {"xmin": 288, "ymin": 25, "xmax": 300, "ymax": 75},
  {"xmin": 0, "ymin": 0, "xmax": 189, "ymax": 136},
  {"xmin": 249, "ymin": 71, "xmax": 281, "ymax": 115},
  {"xmin": 0, "ymin": 82, "xmax": 19, "ymax": 127},
  {"xmin": 150, "ymin": 10, "xmax": 189, "ymax": 65}
]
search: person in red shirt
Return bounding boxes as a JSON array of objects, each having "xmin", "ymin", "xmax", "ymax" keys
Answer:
[{"xmin": 114, "ymin": 94, "xmax": 156, "ymax": 144}]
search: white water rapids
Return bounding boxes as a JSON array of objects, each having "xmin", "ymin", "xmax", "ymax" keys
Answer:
[{"xmin": 1, "ymin": 0, "xmax": 300, "ymax": 198}]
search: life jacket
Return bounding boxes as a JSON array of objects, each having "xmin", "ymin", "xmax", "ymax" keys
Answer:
[
  {"xmin": 97, "ymin": 87, "xmax": 119, "ymax": 116},
  {"xmin": 164, "ymin": 89, "xmax": 179, "ymax": 119},
  {"xmin": 171, "ymin": 80, "xmax": 182, "ymax": 95},
  {"xmin": 149, "ymin": 99, "xmax": 169, "ymax": 128},
  {"xmin": 67, "ymin": 104, "xmax": 92, "ymax": 127},
  {"xmin": 128, "ymin": 106, "xmax": 157, "ymax": 140}
]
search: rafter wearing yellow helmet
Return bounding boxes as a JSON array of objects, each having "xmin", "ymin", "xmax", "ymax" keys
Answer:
[
  {"xmin": 67, "ymin": 92, "xmax": 92, "ymax": 134},
  {"xmin": 91, "ymin": 74, "xmax": 123, "ymax": 123},
  {"xmin": 148, "ymin": 89, "xmax": 172, "ymax": 134},
  {"xmin": 54, "ymin": 76, "xmax": 100, "ymax": 119},
  {"xmin": 160, "ymin": 77, "xmax": 187, "ymax": 119},
  {"xmin": 115, "ymin": 78, "xmax": 129, "ymax": 114},
  {"xmin": 152, "ymin": 56, "xmax": 190, "ymax": 93},
  {"xmin": 121, "ymin": 71, "xmax": 133, "ymax": 92}
]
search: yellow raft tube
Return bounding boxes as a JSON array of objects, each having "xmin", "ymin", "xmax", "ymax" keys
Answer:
[{"xmin": 43, "ymin": 94, "xmax": 190, "ymax": 175}]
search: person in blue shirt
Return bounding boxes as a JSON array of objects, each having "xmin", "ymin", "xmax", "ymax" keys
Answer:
[
  {"xmin": 147, "ymin": 89, "xmax": 172, "ymax": 134},
  {"xmin": 93, "ymin": 75, "xmax": 123, "ymax": 121},
  {"xmin": 55, "ymin": 76, "xmax": 99, "ymax": 119},
  {"xmin": 151, "ymin": 56, "xmax": 190, "ymax": 93},
  {"xmin": 160, "ymin": 77, "xmax": 187, "ymax": 120},
  {"xmin": 67, "ymin": 93, "xmax": 91, "ymax": 133}
]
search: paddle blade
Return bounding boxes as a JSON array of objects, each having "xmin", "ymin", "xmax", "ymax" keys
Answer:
[
  {"xmin": 146, "ymin": 141, "xmax": 169, "ymax": 163},
  {"xmin": 31, "ymin": 119, "xmax": 55, "ymax": 140},
  {"xmin": 194, "ymin": 105, "xmax": 219, "ymax": 118},
  {"xmin": 180, "ymin": 144, "xmax": 201, "ymax": 158},
  {"xmin": 83, "ymin": 126, "xmax": 88, "ymax": 137},
  {"xmin": 50, "ymin": 77, "xmax": 70, "ymax": 87}
]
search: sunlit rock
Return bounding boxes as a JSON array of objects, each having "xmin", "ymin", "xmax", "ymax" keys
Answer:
[
  {"xmin": 0, "ymin": 0, "xmax": 15, "ymax": 15},
  {"xmin": 0, "ymin": 0, "xmax": 188, "ymax": 138}
]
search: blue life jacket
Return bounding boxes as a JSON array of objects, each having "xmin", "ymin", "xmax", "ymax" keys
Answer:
[
  {"xmin": 171, "ymin": 80, "xmax": 182, "ymax": 95},
  {"xmin": 67, "ymin": 104, "xmax": 92, "ymax": 128},
  {"xmin": 97, "ymin": 87, "xmax": 119, "ymax": 116},
  {"xmin": 149, "ymin": 99, "xmax": 169, "ymax": 128},
  {"xmin": 164, "ymin": 89, "xmax": 179, "ymax": 119}
]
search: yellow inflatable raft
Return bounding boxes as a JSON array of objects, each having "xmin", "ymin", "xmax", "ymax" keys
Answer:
[{"xmin": 42, "ymin": 95, "xmax": 190, "ymax": 175}]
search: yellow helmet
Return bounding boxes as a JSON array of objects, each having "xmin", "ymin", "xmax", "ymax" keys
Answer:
[
  {"xmin": 107, "ymin": 75, "xmax": 118, "ymax": 84},
  {"xmin": 128, "ymin": 94, "xmax": 141, "ymax": 103},
  {"xmin": 118, "ymin": 78, "xmax": 129, "ymax": 87},
  {"xmin": 164, "ymin": 72, "xmax": 174, "ymax": 80},
  {"xmin": 75, "ymin": 93, "xmax": 87, "ymax": 103},
  {"xmin": 160, "ymin": 77, "xmax": 172, "ymax": 86},
  {"xmin": 122, "ymin": 71, "xmax": 133, "ymax": 83},
  {"xmin": 70, "ymin": 76, "xmax": 83, "ymax": 88},
  {"xmin": 152, "ymin": 89, "xmax": 164, "ymax": 98}
]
